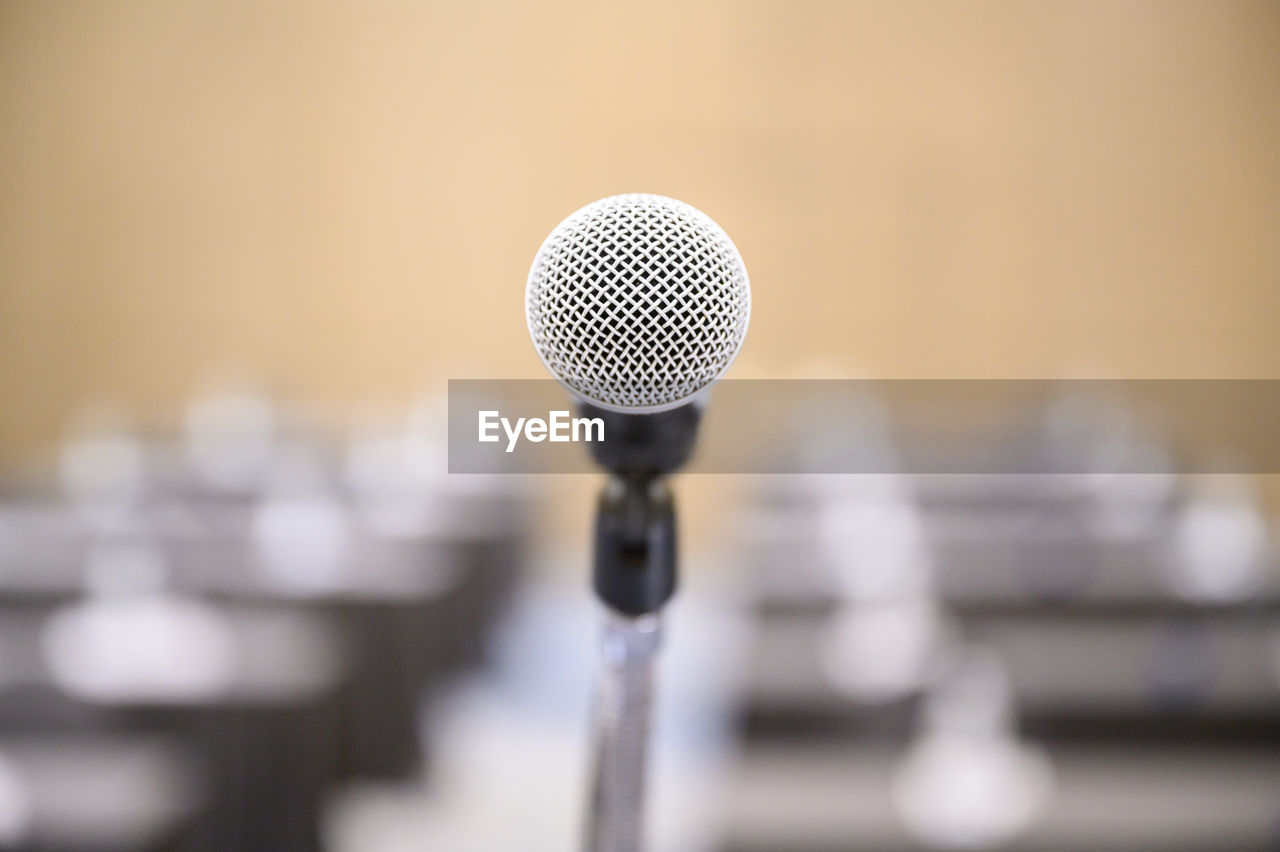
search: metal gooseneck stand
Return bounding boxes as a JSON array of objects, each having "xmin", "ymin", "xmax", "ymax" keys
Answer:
[{"xmin": 580, "ymin": 402, "xmax": 702, "ymax": 852}]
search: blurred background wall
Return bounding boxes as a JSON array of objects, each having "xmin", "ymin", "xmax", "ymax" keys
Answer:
[{"xmin": 2, "ymin": 0, "xmax": 1279, "ymax": 463}]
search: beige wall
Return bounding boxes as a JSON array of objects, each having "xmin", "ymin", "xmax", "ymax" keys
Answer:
[{"xmin": 2, "ymin": 0, "xmax": 1279, "ymax": 462}]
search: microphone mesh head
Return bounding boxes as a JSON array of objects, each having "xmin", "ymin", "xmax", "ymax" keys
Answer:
[{"xmin": 526, "ymin": 194, "xmax": 751, "ymax": 413}]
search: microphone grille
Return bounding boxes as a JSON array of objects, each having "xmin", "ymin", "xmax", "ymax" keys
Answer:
[{"xmin": 526, "ymin": 194, "xmax": 751, "ymax": 413}]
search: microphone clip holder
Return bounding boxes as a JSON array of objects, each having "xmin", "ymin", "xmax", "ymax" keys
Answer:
[
  {"xmin": 592, "ymin": 474, "xmax": 677, "ymax": 617},
  {"xmin": 580, "ymin": 401, "xmax": 700, "ymax": 617}
]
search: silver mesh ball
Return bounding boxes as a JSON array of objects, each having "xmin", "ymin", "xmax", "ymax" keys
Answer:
[{"xmin": 526, "ymin": 194, "xmax": 751, "ymax": 413}]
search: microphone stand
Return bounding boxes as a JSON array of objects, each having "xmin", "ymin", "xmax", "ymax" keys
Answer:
[{"xmin": 578, "ymin": 403, "xmax": 700, "ymax": 852}]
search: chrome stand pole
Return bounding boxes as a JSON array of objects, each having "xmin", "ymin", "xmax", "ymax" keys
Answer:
[{"xmin": 584, "ymin": 609, "xmax": 663, "ymax": 852}]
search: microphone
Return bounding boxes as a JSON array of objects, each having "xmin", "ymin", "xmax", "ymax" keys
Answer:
[
  {"xmin": 526, "ymin": 193, "xmax": 751, "ymax": 476},
  {"xmin": 526, "ymin": 194, "xmax": 750, "ymax": 852}
]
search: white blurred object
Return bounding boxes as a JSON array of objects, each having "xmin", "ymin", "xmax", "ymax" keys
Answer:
[
  {"xmin": 43, "ymin": 593, "xmax": 237, "ymax": 703},
  {"xmin": 892, "ymin": 646, "xmax": 1054, "ymax": 849},
  {"xmin": 821, "ymin": 598, "xmax": 950, "ymax": 705},
  {"xmin": 183, "ymin": 386, "xmax": 277, "ymax": 492},
  {"xmin": 820, "ymin": 481, "xmax": 941, "ymax": 704},
  {"xmin": 1045, "ymin": 385, "xmax": 1177, "ymax": 538},
  {"xmin": 59, "ymin": 410, "xmax": 147, "ymax": 530},
  {"xmin": 253, "ymin": 495, "xmax": 350, "ymax": 594},
  {"xmin": 893, "ymin": 736, "xmax": 1054, "ymax": 850},
  {"xmin": 0, "ymin": 754, "xmax": 31, "ymax": 847},
  {"xmin": 10, "ymin": 738, "xmax": 202, "ymax": 850},
  {"xmin": 253, "ymin": 448, "xmax": 351, "ymax": 593},
  {"xmin": 1084, "ymin": 462, "xmax": 1177, "ymax": 540},
  {"xmin": 822, "ymin": 492, "xmax": 933, "ymax": 602},
  {"xmin": 1166, "ymin": 475, "xmax": 1269, "ymax": 603},
  {"xmin": 343, "ymin": 417, "xmax": 438, "ymax": 537},
  {"xmin": 921, "ymin": 646, "xmax": 1011, "ymax": 736}
]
